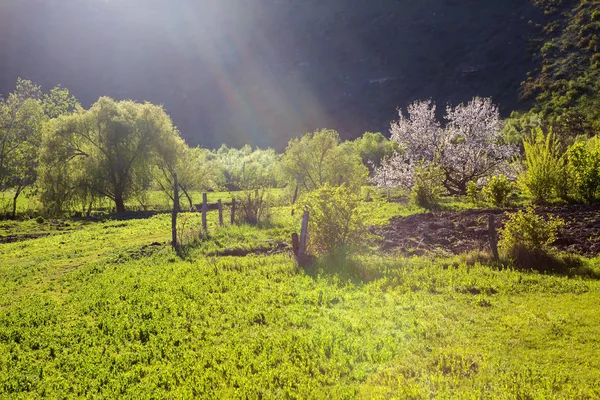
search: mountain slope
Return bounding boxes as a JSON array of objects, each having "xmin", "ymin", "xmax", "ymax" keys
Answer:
[
  {"xmin": 1, "ymin": 0, "xmax": 543, "ymax": 148},
  {"xmin": 523, "ymin": 0, "xmax": 600, "ymax": 136}
]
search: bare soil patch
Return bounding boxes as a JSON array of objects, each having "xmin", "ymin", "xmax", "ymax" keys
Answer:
[
  {"xmin": 374, "ymin": 205, "xmax": 600, "ymax": 258},
  {"xmin": 0, "ymin": 233, "xmax": 50, "ymax": 244}
]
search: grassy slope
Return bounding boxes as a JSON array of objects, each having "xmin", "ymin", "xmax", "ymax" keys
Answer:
[{"xmin": 1, "ymin": 206, "xmax": 600, "ymax": 398}]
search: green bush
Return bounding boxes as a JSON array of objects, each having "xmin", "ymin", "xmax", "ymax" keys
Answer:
[
  {"xmin": 299, "ymin": 184, "xmax": 369, "ymax": 255},
  {"xmin": 566, "ymin": 137, "xmax": 600, "ymax": 203},
  {"xmin": 411, "ymin": 162, "xmax": 444, "ymax": 209},
  {"xmin": 234, "ymin": 188, "xmax": 271, "ymax": 225},
  {"xmin": 466, "ymin": 181, "xmax": 481, "ymax": 204},
  {"xmin": 482, "ymin": 175, "xmax": 513, "ymax": 207},
  {"xmin": 499, "ymin": 207, "xmax": 565, "ymax": 268},
  {"xmin": 519, "ymin": 128, "xmax": 565, "ymax": 204}
]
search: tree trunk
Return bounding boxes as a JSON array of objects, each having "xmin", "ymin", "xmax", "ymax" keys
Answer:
[
  {"xmin": 12, "ymin": 186, "xmax": 23, "ymax": 218},
  {"xmin": 179, "ymin": 184, "xmax": 193, "ymax": 211},
  {"xmin": 114, "ymin": 193, "xmax": 126, "ymax": 213}
]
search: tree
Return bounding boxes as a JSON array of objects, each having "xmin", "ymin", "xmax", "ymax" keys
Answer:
[
  {"xmin": 155, "ymin": 145, "xmax": 224, "ymax": 210},
  {"xmin": 280, "ymin": 129, "xmax": 368, "ymax": 194},
  {"xmin": 373, "ymin": 98, "xmax": 516, "ymax": 195},
  {"xmin": 351, "ymin": 132, "xmax": 399, "ymax": 172},
  {"xmin": 0, "ymin": 79, "xmax": 80, "ymax": 216},
  {"xmin": 215, "ymin": 145, "xmax": 279, "ymax": 191},
  {"xmin": 39, "ymin": 97, "xmax": 182, "ymax": 214},
  {"xmin": 0, "ymin": 79, "xmax": 44, "ymax": 216}
]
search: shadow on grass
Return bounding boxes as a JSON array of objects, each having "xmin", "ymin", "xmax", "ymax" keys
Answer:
[
  {"xmin": 300, "ymin": 250, "xmax": 384, "ymax": 284},
  {"xmin": 455, "ymin": 248, "xmax": 600, "ymax": 280},
  {"xmin": 75, "ymin": 210, "xmax": 165, "ymax": 222}
]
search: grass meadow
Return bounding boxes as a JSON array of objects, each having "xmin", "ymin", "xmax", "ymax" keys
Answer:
[{"xmin": 1, "ymin": 194, "xmax": 600, "ymax": 398}]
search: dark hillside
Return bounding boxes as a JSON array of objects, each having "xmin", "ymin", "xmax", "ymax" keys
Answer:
[
  {"xmin": 523, "ymin": 0, "xmax": 600, "ymax": 136},
  {"xmin": 0, "ymin": 0, "xmax": 543, "ymax": 148}
]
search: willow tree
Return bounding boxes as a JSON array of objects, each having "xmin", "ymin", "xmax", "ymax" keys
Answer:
[
  {"xmin": 0, "ymin": 79, "xmax": 78, "ymax": 216},
  {"xmin": 39, "ymin": 97, "xmax": 182, "ymax": 214}
]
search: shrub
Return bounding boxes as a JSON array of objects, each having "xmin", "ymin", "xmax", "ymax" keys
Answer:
[
  {"xmin": 35, "ymin": 215, "xmax": 45, "ymax": 224},
  {"xmin": 466, "ymin": 181, "xmax": 481, "ymax": 204},
  {"xmin": 234, "ymin": 188, "xmax": 271, "ymax": 225},
  {"xmin": 482, "ymin": 175, "xmax": 513, "ymax": 207},
  {"xmin": 519, "ymin": 128, "xmax": 565, "ymax": 204},
  {"xmin": 411, "ymin": 162, "xmax": 444, "ymax": 208},
  {"xmin": 566, "ymin": 137, "xmax": 600, "ymax": 203},
  {"xmin": 299, "ymin": 184, "xmax": 369, "ymax": 255},
  {"xmin": 499, "ymin": 207, "xmax": 565, "ymax": 268}
]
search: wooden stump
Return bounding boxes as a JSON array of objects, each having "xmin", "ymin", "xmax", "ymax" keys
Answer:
[
  {"xmin": 489, "ymin": 214, "xmax": 499, "ymax": 260},
  {"xmin": 299, "ymin": 210, "xmax": 309, "ymax": 258},
  {"xmin": 230, "ymin": 198, "xmax": 236, "ymax": 225},
  {"xmin": 291, "ymin": 233, "xmax": 299, "ymax": 257},
  {"xmin": 218, "ymin": 199, "xmax": 223, "ymax": 227},
  {"xmin": 202, "ymin": 193, "xmax": 208, "ymax": 231}
]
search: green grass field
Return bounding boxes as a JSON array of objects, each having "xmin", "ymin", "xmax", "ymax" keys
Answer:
[{"xmin": 1, "ymin": 199, "xmax": 600, "ymax": 398}]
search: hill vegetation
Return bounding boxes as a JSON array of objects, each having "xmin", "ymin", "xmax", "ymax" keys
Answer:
[{"xmin": 521, "ymin": 0, "xmax": 600, "ymax": 136}]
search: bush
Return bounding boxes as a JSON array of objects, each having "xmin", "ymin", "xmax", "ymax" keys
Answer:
[
  {"xmin": 466, "ymin": 181, "xmax": 481, "ymax": 204},
  {"xmin": 234, "ymin": 189, "xmax": 271, "ymax": 225},
  {"xmin": 499, "ymin": 207, "xmax": 565, "ymax": 268},
  {"xmin": 519, "ymin": 128, "xmax": 565, "ymax": 204},
  {"xmin": 411, "ymin": 162, "xmax": 444, "ymax": 208},
  {"xmin": 482, "ymin": 175, "xmax": 513, "ymax": 207},
  {"xmin": 35, "ymin": 216, "xmax": 45, "ymax": 224},
  {"xmin": 566, "ymin": 137, "xmax": 600, "ymax": 203},
  {"xmin": 299, "ymin": 184, "xmax": 369, "ymax": 255}
]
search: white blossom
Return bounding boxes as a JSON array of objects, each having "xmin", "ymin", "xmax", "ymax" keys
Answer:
[{"xmin": 373, "ymin": 97, "xmax": 517, "ymax": 194}]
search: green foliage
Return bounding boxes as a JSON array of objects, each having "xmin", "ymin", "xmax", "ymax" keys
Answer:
[
  {"xmin": 154, "ymin": 146, "xmax": 223, "ymax": 210},
  {"xmin": 502, "ymin": 110, "xmax": 544, "ymax": 146},
  {"xmin": 411, "ymin": 162, "xmax": 444, "ymax": 209},
  {"xmin": 0, "ymin": 79, "xmax": 81, "ymax": 217},
  {"xmin": 525, "ymin": 0, "xmax": 600, "ymax": 137},
  {"xmin": 351, "ymin": 132, "xmax": 400, "ymax": 172},
  {"xmin": 215, "ymin": 145, "xmax": 280, "ymax": 191},
  {"xmin": 466, "ymin": 181, "xmax": 481, "ymax": 204},
  {"xmin": 519, "ymin": 128, "xmax": 565, "ymax": 204},
  {"xmin": 566, "ymin": 136, "xmax": 600, "ymax": 203},
  {"xmin": 299, "ymin": 184, "xmax": 369, "ymax": 255},
  {"xmin": 38, "ymin": 97, "xmax": 183, "ymax": 214},
  {"xmin": 234, "ymin": 188, "xmax": 272, "ymax": 225},
  {"xmin": 499, "ymin": 206, "xmax": 565, "ymax": 265},
  {"xmin": 482, "ymin": 175, "xmax": 513, "ymax": 207},
  {"xmin": 280, "ymin": 129, "xmax": 368, "ymax": 195},
  {"xmin": 0, "ymin": 79, "xmax": 45, "ymax": 216}
]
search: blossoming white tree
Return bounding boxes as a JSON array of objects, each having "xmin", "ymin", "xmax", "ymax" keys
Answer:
[{"xmin": 372, "ymin": 97, "xmax": 516, "ymax": 194}]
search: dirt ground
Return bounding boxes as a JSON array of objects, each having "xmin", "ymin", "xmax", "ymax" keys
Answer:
[{"xmin": 374, "ymin": 205, "xmax": 600, "ymax": 258}]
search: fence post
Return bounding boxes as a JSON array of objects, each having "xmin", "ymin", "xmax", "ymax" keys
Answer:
[
  {"xmin": 291, "ymin": 233, "xmax": 300, "ymax": 257},
  {"xmin": 299, "ymin": 210, "xmax": 309, "ymax": 258},
  {"xmin": 171, "ymin": 173, "xmax": 179, "ymax": 250},
  {"xmin": 218, "ymin": 199, "xmax": 223, "ymax": 227},
  {"xmin": 489, "ymin": 214, "xmax": 499, "ymax": 260},
  {"xmin": 230, "ymin": 198, "xmax": 236, "ymax": 225},
  {"xmin": 202, "ymin": 193, "xmax": 208, "ymax": 232}
]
